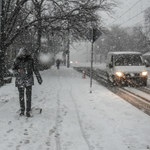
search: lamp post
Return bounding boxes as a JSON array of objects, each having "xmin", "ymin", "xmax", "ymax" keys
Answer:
[
  {"xmin": 89, "ymin": 27, "xmax": 102, "ymax": 93},
  {"xmin": 90, "ymin": 27, "xmax": 94, "ymax": 93}
]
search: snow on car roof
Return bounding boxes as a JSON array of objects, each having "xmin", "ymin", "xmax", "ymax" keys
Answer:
[
  {"xmin": 108, "ymin": 51, "xmax": 141, "ymax": 55},
  {"xmin": 143, "ymin": 52, "xmax": 150, "ymax": 56}
]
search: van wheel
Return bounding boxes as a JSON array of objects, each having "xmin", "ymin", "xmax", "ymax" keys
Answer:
[
  {"xmin": 110, "ymin": 75, "xmax": 118, "ymax": 86},
  {"xmin": 143, "ymin": 80, "xmax": 147, "ymax": 86},
  {"xmin": 107, "ymin": 74, "xmax": 113, "ymax": 86},
  {"xmin": 106, "ymin": 74, "xmax": 111, "ymax": 83},
  {"xmin": 106, "ymin": 73, "xmax": 109, "ymax": 81}
]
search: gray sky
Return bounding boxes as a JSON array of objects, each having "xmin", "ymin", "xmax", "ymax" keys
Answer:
[{"xmin": 105, "ymin": 0, "xmax": 150, "ymax": 27}]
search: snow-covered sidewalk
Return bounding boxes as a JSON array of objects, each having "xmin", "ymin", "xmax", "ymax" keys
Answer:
[{"xmin": 0, "ymin": 66, "xmax": 150, "ymax": 150}]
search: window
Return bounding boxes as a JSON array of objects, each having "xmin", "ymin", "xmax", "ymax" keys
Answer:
[{"xmin": 114, "ymin": 54, "xmax": 143, "ymax": 66}]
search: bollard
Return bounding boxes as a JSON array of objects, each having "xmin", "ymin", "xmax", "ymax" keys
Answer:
[{"xmin": 82, "ymin": 71, "xmax": 86, "ymax": 79}]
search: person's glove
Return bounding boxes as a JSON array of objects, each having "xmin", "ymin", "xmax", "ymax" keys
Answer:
[
  {"xmin": 18, "ymin": 69, "xmax": 23, "ymax": 72},
  {"xmin": 13, "ymin": 71, "xmax": 19, "ymax": 77},
  {"xmin": 38, "ymin": 77, "xmax": 43, "ymax": 85}
]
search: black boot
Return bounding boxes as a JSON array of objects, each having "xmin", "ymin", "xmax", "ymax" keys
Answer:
[
  {"xmin": 26, "ymin": 111, "xmax": 31, "ymax": 117},
  {"xmin": 20, "ymin": 111, "xmax": 24, "ymax": 116}
]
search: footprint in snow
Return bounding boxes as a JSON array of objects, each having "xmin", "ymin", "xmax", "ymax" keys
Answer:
[
  {"xmin": 46, "ymin": 140, "xmax": 51, "ymax": 146},
  {"xmin": 7, "ymin": 129, "xmax": 13, "ymax": 133},
  {"xmin": 8, "ymin": 121, "xmax": 12, "ymax": 125},
  {"xmin": 49, "ymin": 127, "xmax": 56, "ymax": 136},
  {"xmin": 29, "ymin": 123, "xmax": 33, "ymax": 128},
  {"xmin": 24, "ymin": 139, "xmax": 30, "ymax": 144},
  {"xmin": 24, "ymin": 129, "xmax": 28, "ymax": 135},
  {"xmin": 16, "ymin": 145, "xmax": 21, "ymax": 150}
]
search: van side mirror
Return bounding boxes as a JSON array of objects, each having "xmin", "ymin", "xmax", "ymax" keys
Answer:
[
  {"xmin": 144, "ymin": 60, "xmax": 150, "ymax": 67},
  {"xmin": 109, "ymin": 64, "xmax": 113, "ymax": 68}
]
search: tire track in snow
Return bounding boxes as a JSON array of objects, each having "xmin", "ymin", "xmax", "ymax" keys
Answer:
[
  {"xmin": 0, "ymin": 97, "xmax": 9, "ymax": 109},
  {"xmin": 69, "ymin": 85, "xmax": 93, "ymax": 150},
  {"xmin": 39, "ymin": 69, "xmax": 62, "ymax": 150},
  {"xmin": 55, "ymin": 70, "xmax": 63, "ymax": 150},
  {"xmin": 60, "ymin": 73, "xmax": 93, "ymax": 150}
]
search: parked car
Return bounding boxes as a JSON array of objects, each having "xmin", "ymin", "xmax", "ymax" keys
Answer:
[
  {"xmin": 3, "ymin": 69, "xmax": 13, "ymax": 84},
  {"xmin": 142, "ymin": 52, "xmax": 150, "ymax": 67},
  {"xmin": 106, "ymin": 51, "xmax": 148, "ymax": 86}
]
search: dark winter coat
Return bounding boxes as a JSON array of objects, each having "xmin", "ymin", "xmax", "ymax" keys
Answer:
[
  {"xmin": 12, "ymin": 51, "xmax": 42, "ymax": 88},
  {"xmin": 56, "ymin": 59, "xmax": 60, "ymax": 66}
]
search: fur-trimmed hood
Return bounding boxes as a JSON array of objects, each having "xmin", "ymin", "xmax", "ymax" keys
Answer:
[{"xmin": 17, "ymin": 48, "xmax": 32, "ymax": 58}]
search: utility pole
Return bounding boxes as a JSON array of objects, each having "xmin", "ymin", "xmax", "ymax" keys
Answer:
[
  {"xmin": 90, "ymin": 28, "xmax": 94, "ymax": 93},
  {"xmin": 89, "ymin": 27, "xmax": 102, "ymax": 93}
]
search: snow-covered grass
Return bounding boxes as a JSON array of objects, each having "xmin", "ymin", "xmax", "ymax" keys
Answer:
[{"xmin": 0, "ymin": 66, "xmax": 150, "ymax": 150}]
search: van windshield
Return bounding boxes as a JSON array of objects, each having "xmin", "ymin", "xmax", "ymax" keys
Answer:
[{"xmin": 114, "ymin": 54, "xmax": 143, "ymax": 66}]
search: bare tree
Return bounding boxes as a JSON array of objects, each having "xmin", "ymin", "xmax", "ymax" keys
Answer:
[
  {"xmin": 0, "ymin": 0, "xmax": 116, "ymax": 83},
  {"xmin": 32, "ymin": 0, "xmax": 45, "ymax": 53},
  {"xmin": 0, "ymin": 0, "xmax": 39, "ymax": 84},
  {"xmin": 0, "ymin": 0, "xmax": 30, "ymax": 84},
  {"xmin": 144, "ymin": 7, "xmax": 150, "ymax": 46},
  {"xmin": 95, "ymin": 25, "xmax": 149, "ymax": 63},
  {"xmin": 42, "ymin": 0, "xmax": 116, "ymax": 67},
  {"xmin": 131, "ymin": 26, "xmax": 149, "ymax": 53}
]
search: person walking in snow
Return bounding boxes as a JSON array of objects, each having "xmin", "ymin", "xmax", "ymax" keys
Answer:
[
  {"xmin": 56, "ymin": 59, "xmax": 61, "ymax": 69},
  {"xmin": 12, "ymin": 48, "xmax": 43, "ymax": 117}
]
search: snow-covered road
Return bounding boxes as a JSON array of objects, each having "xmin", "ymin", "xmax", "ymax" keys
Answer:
[{"xmin": 0, "ymin": 66, "xmax": 150, "ymax": 150}]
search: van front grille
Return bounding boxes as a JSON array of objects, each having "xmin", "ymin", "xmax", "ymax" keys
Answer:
[{"xmin": 125, "ymin": 73, "xmax": 140, "ymax": 78}]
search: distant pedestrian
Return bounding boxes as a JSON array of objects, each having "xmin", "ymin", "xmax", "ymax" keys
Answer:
[
  {"xmin": 56, "ymin": 59, "xmax": 61, "ymax": 69},
  {"xmin": 12, "ymin": 48, "xmax": 43, "ymax": 117}
]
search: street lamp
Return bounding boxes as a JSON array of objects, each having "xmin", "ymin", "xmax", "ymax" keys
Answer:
[{"xmin": 89, "ymin": 27, "xmax": 102, "ymax": 93}]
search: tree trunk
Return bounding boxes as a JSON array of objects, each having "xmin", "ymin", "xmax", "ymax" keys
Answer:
[
  {"xmin": 0, "ymin": 47, "xmax": 5, "ymax": 86},
  {"xmin": 0, "ymin": 36, "xmax": 6, "ymax": 86},
  {"xmin": 0, "ymin": 0, "xmax": 5, "ymax": 86},
  {"xmin": 36, "ymin": 16, "xmax": 42, "ymax": 53},
  {"xmin": 67, "ymin": 28, "xmax": 70, "ymax": 68}
]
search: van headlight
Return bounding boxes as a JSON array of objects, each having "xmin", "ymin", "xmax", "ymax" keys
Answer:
[
  {"xmin": 140, "ymin": 71, "xmax": 148, "ymax": 77},
  {"xmin": 115, "ymin": 71, "xmax": 124, "ymax": 77}
]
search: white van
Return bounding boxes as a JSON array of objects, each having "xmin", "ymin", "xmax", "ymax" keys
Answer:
[{"xmin": 106, "ymin": 51, "xmax": 148, "ymax": 86}]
